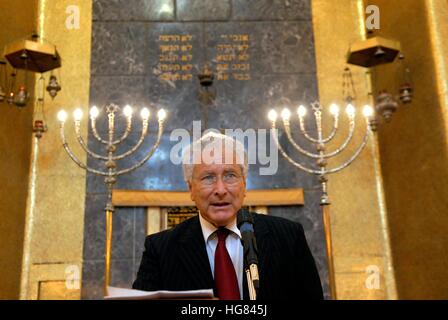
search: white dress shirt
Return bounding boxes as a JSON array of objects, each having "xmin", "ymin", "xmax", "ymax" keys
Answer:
[{"xmin": 199, "ymin": 213, "xmax": 244, "ymax": 299}]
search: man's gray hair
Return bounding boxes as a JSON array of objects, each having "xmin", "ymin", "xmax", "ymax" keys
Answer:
[{"xmin": 182, "ymin": 131, "xmax": 248, "ymax": 183}]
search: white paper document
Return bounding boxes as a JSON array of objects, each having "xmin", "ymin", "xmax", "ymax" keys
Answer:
[{"xmin": 105, "ymin": 286, "xmax": 215, "ymax": 300}]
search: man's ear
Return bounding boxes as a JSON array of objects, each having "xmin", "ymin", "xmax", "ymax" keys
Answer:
[{"xmin": 188, "ymin": 181, "xmax": 195, "ymax": 201}]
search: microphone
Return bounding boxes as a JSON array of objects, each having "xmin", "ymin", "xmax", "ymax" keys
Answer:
[{"xmin": 237, "ymin": 208, "xmax": 260, "ymax": 292}]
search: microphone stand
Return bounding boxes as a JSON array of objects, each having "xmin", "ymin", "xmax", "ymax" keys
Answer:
[{"xmin": 238, "ymin": 209, "xmax": 260, "ymax": 300}]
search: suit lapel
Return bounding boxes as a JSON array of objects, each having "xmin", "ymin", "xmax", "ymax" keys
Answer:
[
  {"xmin": 176, "ymin": 214, "xmax": 272, "ymax": 299},
  {"xmin": 177, "ymin": 217, "xmax": 214, "ymax": 290},
  {"xmin": 254, "ymin": 214, "xmax": 272, "ymax": 282}
]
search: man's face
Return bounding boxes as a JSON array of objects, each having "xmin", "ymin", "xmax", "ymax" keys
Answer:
[{"xmin": 188, "ymin": 161, "xmax": 246, "ymax": 227}]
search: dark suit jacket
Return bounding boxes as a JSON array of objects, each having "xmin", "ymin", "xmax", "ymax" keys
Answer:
[{"xmin": 133, "ymin": 212, "xmax": 323, "ymax": 300}]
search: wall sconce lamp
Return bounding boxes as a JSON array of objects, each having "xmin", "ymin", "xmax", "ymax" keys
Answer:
[
  {"xmin": 347, "ymin": 35, "xmax": 413, "ymax": 124},
  {"xmin": 1, "ymin": 34, "xmax": 63, "ymax": 138}
]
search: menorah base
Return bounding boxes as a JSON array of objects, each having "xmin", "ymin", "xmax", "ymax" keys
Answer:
[
  {"xmin": 104, "ymin": 209, "xmax": 113, "ymax": 297},
  {"xmin": 322, "ymin": 206, "xmax": 337, "ymax": 299}
]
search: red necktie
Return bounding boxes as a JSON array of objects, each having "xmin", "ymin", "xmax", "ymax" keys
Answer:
[{"xmin": 214, "ymin": 228, "xmax": 240, "ymax": 300}]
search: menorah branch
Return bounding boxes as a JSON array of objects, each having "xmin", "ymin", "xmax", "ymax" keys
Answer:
[
  {"xmin": 325, "ymin": 127, "xmax": 371, "ymax": 174},
  {"xmin": 299, "ymin": 114, "xmax": 339, "ymax": 144},
  {"xmin": 111, "ymin": 115, "xmax": 132, "ymax": 145},
  {"xmin": 75, "ymin": 121, "xmax": 109, "ymax": 161},
  {"xmin": 115, "ymin": 120, "xmax": 164, "ymax": 176},
  {"xmin": 60, "ymin": 123, "xmax": 109, "ymax": 176},
  {"xmin": 112, "ymin": 120, "xmax": 148, "ymax": 161},
  {"xmin": 271, "ymin": 125, "xmax": 321, "ymax": 175},
  {"xmin": 91, "ymin": 118, "xmax": 109, "ymax": 145}
]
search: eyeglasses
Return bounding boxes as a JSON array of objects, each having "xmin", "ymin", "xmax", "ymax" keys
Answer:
[{"xmin": 195, "ymin": 172, "xmax": 243, "ymax": 186}]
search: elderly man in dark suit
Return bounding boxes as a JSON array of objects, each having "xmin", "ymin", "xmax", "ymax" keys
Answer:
[{"xmin": 133, "ymin": 132, "xmax": 323, "ymax": 300}]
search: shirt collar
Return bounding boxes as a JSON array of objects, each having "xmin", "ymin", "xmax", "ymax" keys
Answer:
[{"xmin": 198, "ymin": 212, "xmax": 242, "ymax": 242}]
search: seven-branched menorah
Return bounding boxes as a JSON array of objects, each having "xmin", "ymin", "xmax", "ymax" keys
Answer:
[
  {"xmin": 268, "ymin": 101, "xmax": 377, "ymax": 299},
  {"xmin": 58, "ymin": 103, "xmax": 166, "ymax": 295}
]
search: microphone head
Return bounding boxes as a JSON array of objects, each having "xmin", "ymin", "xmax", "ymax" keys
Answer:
[{"xmin": 237, "ymin": 208, "xmax": 253, "ymax": 228}]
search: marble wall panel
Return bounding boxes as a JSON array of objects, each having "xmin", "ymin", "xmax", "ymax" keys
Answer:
[
  {"xmin": 91, "ymin": 22, "xmax": 147, "ymax": 76},
  {"xmin": 93, "ymin": 0, "xmax": 175, "ymax": 21},
  {"xmin": 83, "ymin": 195, "xmax": 135, "ymax": 261},
  {"xmin": 177, "ymin": 0, "xmax": 231, "ymax": 21},
  {"xmin": 82, "ymin": 259, "xmax": 135, "ymax": 299},
  {"xmin": 232, "ymin": 0, "xmax": 311, "ymax": 21},
  {"xmin": 269, "ymin": 189, "xmax": 329, "ymax": 299},
  {"xmin": 82, "ymin": 206, "xmax": 148, "ymax": 298}
]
